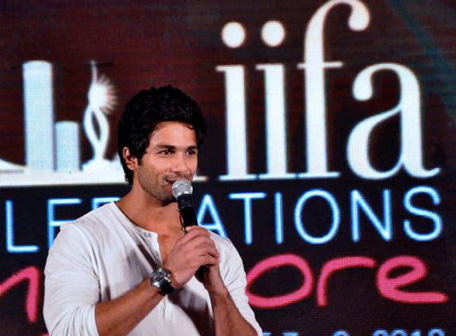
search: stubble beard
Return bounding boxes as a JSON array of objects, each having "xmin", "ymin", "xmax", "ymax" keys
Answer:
[
  {"xmin": 136, "ymin": 161, "xmax": 194, "ymax": 204},
  {"xmin": 137, "ymin": 170, "xmax": 176, "ymax": 205}
]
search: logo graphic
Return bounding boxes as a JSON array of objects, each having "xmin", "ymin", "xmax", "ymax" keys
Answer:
[
  {"xmin": 0, "ymin": 60, "xmax": 124, "ymax": 186},
  {"xmin": 82, "ymin": 61, "xmax": 117, "ymax": 172}
]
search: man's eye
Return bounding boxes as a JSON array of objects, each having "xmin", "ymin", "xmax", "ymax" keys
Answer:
[
  {"xmin": 160, "ymin": 149, "xmax": 172, "ymax": 155},
  {"xmin": 187, "ymin": 149, "xmax": 197, "ymax": 155}
]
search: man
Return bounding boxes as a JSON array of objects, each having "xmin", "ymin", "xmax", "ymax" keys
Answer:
[{"xmin": 43, "ymin": 86, "xmax": 262, "ymax": 335}]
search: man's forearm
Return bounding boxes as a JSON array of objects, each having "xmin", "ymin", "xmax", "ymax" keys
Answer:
[
  {"xmin": 210, "ymin": 288, "xmax": 258, "ymax": 336},
  {"xmin": 95, "ymin": 278, "xmax": 163, "ymax": 336}
]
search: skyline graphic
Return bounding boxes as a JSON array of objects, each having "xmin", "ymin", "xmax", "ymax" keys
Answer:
[{"xmin": 0, "ymin": 60, "xmax": 124, "ymax": 186}]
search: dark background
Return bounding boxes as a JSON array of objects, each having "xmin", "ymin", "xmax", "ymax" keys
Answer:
[{"xmin": 0, "ymin": 1, "xmax": 455, "ymax": 335}]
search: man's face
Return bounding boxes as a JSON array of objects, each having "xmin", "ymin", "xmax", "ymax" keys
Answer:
[{"xmin": 133, "ymin": 121, "xmax": 198, "ymax": 204}]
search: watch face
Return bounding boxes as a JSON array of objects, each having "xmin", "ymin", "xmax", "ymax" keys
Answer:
[
  {"xmin": 150, "ymin": 268, "xmax": 174, "ymax": 295},
  {"xmin": 153, "ymin": 268, "xmax": 167, "ymax": 281},
  {"xmin": 151, "ymin": 268, "xmax": 170, "ymax": 287}
]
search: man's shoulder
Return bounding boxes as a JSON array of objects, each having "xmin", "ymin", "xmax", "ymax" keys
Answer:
[
  {"xmin": 50, "ymin": 202, "xmax": 125, "ymax": 256},
  {"xmin": 60, "ymin": 202, "xmax": 117, "ymax": 237}
]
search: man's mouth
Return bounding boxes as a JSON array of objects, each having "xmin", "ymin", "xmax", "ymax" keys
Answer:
[{"xmin": 165, "ymin": 176, "xmax": 190, "ymax": 185}]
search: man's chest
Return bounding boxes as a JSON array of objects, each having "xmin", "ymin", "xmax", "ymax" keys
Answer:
[{"xmin": 157, "ymin": 234, "xmax": 180, "ymax": 264}]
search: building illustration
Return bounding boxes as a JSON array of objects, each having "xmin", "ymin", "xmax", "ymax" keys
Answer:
[{"xmin": 0, "ymin": 60, "xmax": 124, "ymax": 186}]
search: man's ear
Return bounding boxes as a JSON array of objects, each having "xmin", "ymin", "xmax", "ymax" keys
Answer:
[{"xmin": 123, "ymin": 147, "xmax": 138, "ymax": 172}]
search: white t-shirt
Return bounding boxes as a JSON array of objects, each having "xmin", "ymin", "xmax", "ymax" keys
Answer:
[{"xmin": 43, "ymin": 202, "xmax": 262, "ymax": 336}]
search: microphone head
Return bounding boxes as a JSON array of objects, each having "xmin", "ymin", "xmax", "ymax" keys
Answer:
[{"xmin": 172, "ymin": 179, "xmax": 193, "ymax": 199}]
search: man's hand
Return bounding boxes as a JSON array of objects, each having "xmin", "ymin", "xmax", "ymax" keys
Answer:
[
  {"xmin": 166, "ymin": 226, "xmax": 259, "ymax": 336},
  {"xmin": 164, "ymin": 226, "xmax": 220, "ymax": 289},
  {"xmin": 200, "ymin": 251, "xmax": 227, "ymax": 295}
]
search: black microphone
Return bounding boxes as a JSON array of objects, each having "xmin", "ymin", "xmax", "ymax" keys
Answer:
[
  {"xmin": 172, "ymin": 179, "xmax": 198, "ymax": 230},
  {"xmin": 172, "ymin": 179, "xmax": 208, "ymax": 279}
]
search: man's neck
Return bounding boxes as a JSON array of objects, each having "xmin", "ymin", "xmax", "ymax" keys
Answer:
[{"xmin": 116, "ymin": 189, "xmax": 181, "ymax": 235}]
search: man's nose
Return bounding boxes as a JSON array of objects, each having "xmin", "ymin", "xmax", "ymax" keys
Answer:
[{"xmin": 171, "ymin": 154, "xmax": 190, "ymax": 173}]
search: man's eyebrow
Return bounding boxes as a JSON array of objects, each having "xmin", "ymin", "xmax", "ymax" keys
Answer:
[
  {"xmin": 154, "ymin": 144, "xmax": 198, "ymax": 150},
  {"xmin": 155, "ymin": 144, "xmax": 176, "ymax": 149}
]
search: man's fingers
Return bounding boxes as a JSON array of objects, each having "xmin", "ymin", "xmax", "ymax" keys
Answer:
[
  {"xmin": 181, "ymin": 234, "xmax": 217, "ymax": 253},
  {"xmin": 185, "ymin": 226, "xmax": 210, "ymax": 237},
  {"xmin": 201, "ymin": 254, "xmax": 219, "ymax": 266},
  {"xmin": 191, "ymin": 242, "xmax": 220, "ymax": 258},
  {"xmin": 205, "ymin": 245, "xmax": 220, "ymax": 258},
  {"xmin": 170, "ymin": 226, "xmax": 220, "ymax": 271},
  {"xmin": 176, "ymin": 226, "xmax": 209, "ymax": 245}
]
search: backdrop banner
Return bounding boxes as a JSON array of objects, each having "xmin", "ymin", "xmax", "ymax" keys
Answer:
[{"xmin": 0, "ymin": 1, "xmax": 455, "ymax": 335}]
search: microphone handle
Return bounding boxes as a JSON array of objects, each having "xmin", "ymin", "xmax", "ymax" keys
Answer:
[
  {"xmin": 179, "ymin": 204, "xmax": 198, "ymax": 228},
  {"xmin": 177, "ymin": 195, "xmax": 209, "ymax": 278}
]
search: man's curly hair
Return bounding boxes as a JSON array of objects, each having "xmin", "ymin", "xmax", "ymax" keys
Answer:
[{"xmin": 117, "ymin": 86, "xmax": 206, "ymax": 185}]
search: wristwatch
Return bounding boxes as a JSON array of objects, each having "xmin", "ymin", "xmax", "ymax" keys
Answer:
[{"xmin": 149, "ymin": 268, "xmax": 175, "ymax": 295}]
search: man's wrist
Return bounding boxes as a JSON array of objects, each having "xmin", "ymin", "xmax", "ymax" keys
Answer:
[
  {"xmin": 149, "ymin": 268, "xmax": 175, "ymax": 295},
  {"xmin": 208, "ymin": 285, "xmax": 229, "ymax": 299}
]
